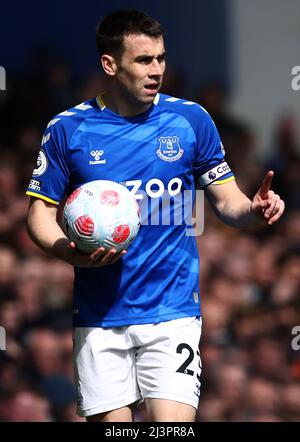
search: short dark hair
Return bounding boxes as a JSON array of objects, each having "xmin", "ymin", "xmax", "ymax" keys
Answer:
[{"xmin": 96, "ymin": 9, "xmax": 164, "ymax": 58}]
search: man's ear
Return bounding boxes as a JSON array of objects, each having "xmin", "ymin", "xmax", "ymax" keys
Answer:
[{"xmin": 101, "ymin": 54, "xmax": 118, "ymax": 76}]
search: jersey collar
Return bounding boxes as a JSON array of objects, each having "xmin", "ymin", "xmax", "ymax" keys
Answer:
[{"xmin": 95, "ymin": 92, "xmax": 160, "ymax": 112}]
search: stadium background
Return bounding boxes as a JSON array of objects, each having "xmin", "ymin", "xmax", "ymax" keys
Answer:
[{"xmin": 0, "ymin": 0, "xmax": 299, "ymax": 421}]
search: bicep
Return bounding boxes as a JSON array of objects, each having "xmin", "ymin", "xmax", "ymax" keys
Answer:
[
  {"xmin": 27, "ymin": 197, "xmax": 58, "ymax": 228},
  {"xmin": 26, "ymin": 197, "xmax": 70, "ymax": 257}
]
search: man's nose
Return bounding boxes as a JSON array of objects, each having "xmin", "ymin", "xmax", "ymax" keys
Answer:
[{"xmin": 149, "ymin": 59, "xmax": 164, "ymax": 76}]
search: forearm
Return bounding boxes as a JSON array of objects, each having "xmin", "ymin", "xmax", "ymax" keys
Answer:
[
  {"xmin": 216, "ymin": 193, "xmax": 262, "ymax": 228},
  {"xmin": 27, "ymin": 201, "xmax": 74, "ymax": 264},
  {"xmin": 26, "ymin": 198, "xmax": 123, "ymax": 267},
  {"xmin": 206, "ymin": 176, "xmax": 284, "ymax": 229}
]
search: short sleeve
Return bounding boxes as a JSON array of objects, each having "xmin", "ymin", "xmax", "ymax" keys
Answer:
[
  {"xmin": 193, "ymin": 108, "xmax": 234, "ymax": 188},
  {"xmin": 26, "ymin": 120, "xmax": 70, "ymax": 204}
]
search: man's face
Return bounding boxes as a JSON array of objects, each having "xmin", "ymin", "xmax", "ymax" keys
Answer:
[{"xmin": 114, "ymin": 34, "xmax": 166, "ymax": 106}]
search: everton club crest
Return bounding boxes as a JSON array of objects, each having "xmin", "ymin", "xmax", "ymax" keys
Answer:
[{"xmin": 156, "ymin": 136, "xmax": 184, "ymax": 162}]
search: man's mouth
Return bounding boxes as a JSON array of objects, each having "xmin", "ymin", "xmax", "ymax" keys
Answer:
[{"xmin": 144, "ymin": 83, "xmax": 160, "ymax": 92}]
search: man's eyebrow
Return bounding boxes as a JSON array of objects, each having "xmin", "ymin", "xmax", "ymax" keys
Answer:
[
  {"xmin": 157, "ymin": 51, "xmax": 167, "ymax": 58},
  {"xmin": 134, "ymin": 51, "xmax": 166, "ymax": 61}
]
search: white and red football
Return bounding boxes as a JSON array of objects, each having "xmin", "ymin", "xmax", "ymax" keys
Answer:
[{"xmin": 62, "ymin": 180, "xmax": 140, "ymax": 253}]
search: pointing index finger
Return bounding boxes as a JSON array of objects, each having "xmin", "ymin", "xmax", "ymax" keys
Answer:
[{"xmin": 259, "ymin": 171, "xmax": 274, "ymax": 197}]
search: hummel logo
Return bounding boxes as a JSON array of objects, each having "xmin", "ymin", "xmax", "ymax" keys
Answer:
[
  {"xmin": 89, "ymin": 149, "xmax": 106, "ymax": 165},
  {"xmin": 91, "ymin": 150, "xmax": 103, "ymax": 161}
]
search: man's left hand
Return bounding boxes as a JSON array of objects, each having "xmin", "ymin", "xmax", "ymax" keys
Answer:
[{"xmin": 251, "ymin": 171, "xmax": 285, "ymax": 225}]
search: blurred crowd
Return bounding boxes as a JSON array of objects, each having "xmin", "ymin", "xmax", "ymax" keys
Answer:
[{"xmin": 0, "ymin": 49, "xmax": 299, "ymax": 422}]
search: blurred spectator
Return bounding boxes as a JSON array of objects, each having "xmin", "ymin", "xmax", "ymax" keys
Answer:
[
  {"xmin": 280, "ymin": 383, "xmax": 300, "ymax": 421},
  {"xmin": 250, "ymin": 336, "xmax": 290, "ymax": 383},
  {"xmin": 267, "ymin": 113, "xmax": 300, "ymax": 211},
  {"xmin": 25, "ymin": 328, "xmax": 63, "ymax": 377},
  {"xmin": 0, "ymin": 388, "xmax": 53, "ymax": 422},
  {"xmin": 21, "ymin": 328, "xmax": 79, "ymax": 421},
  {"xmin": 0, "ymin": 247, "xmax": 18, "ymax": 293},
  {"xmin": 194, "ymin": 81, "xmax": 252, "ymax": 173},
  {"xmin": 245, "ymin": 377, "xmax": 280, "ymax": 418}
]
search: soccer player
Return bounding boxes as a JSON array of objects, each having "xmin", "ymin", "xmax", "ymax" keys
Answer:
[{"xmin": 26, "ymin": 10, "xmax": 285, "ymax": 422}]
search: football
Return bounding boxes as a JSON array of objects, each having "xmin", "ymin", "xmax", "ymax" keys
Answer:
[{"xmin": 62, "ymin": 180, "xmax": 140, "ymax": 253}]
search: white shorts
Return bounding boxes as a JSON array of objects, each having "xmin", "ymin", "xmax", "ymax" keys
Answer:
[{"xmin": 73, "ymin": 316, "xmax": 202, "ymax": 417}]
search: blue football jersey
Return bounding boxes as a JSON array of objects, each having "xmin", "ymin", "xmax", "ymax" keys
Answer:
[{"xmin": 26, "ymin": 93, "xmax": 234, "ymax": 327}]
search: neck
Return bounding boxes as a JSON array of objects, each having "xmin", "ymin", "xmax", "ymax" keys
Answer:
[{"xmin": 100, "ymin": 88, "xmax": 154, "ymax": 118}]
